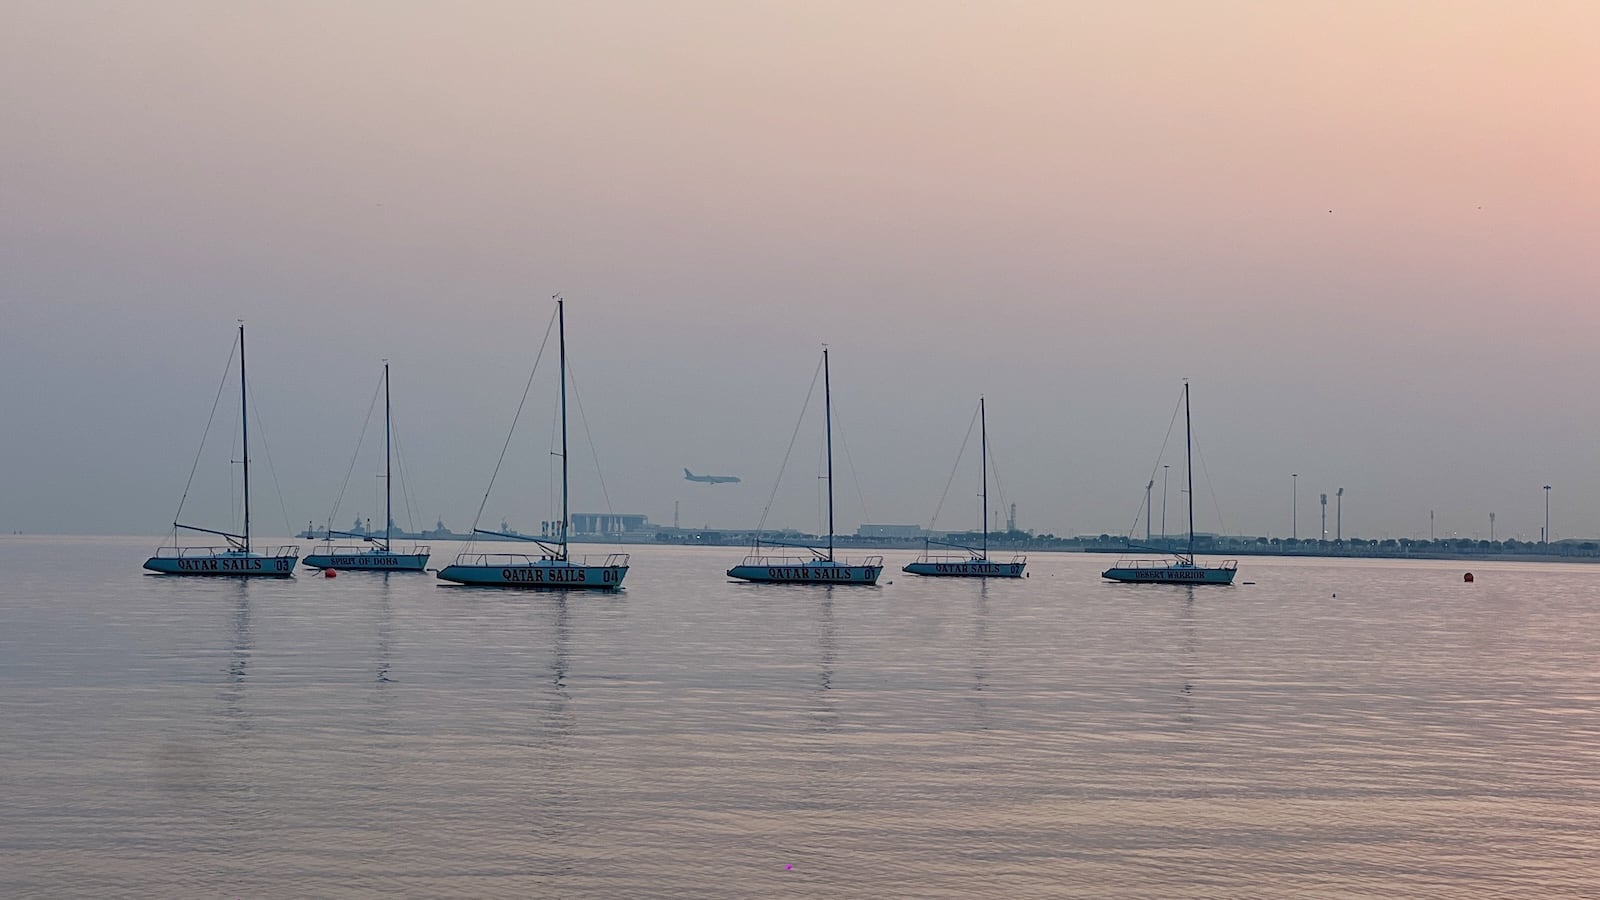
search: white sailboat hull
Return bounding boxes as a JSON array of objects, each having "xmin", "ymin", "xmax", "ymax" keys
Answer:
[
  {"xmin": 143, "ymin": 548, "xmax": 300, "ymax": 577},
  {"xmin": 1101, "ymin": 560, "xmax": 1237, "ymax": 584},
  {"xmin": 727, "ymin": 558, "xmax": 883, "ymax": 585},
  {"xmin": 436, "ymin": 553, "xmax": 629, "ymax": 589},
  {"xmin": 902, "ymin": 559, "xmax": 1026, "ymax": 578},
  {"xmin": 303, "ymin": 549, "xmax": 429, "ymax": 571}
]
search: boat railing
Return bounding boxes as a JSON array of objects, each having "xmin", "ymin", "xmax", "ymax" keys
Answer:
[
  {"xmin": 1109, "ymin": 557, "xmax": 1237, "ymax": 570},
  {"xmin": 314, "ymin": 543, "xmax": 431, "ymax": 557},
  {"xmin": 734, "ymin": 553, "xmax": 817, "ymax": 568},
  {"xmin": 151, "ymin": 545, "xmax": 300, "ymax": 558},
  {"xmin": 910, "ymin": 550, "xmax": 981, "ymax": 565},
  {"xmin": 1108, "ymin": 557, "xmax": 1178, "ymax": 570},
  {"xmin": 910, "ymin": 550, "xmax": 1026, "ymax": 565},
  {"xmin": 735, "ymin": 554, "xmax": 883, "ymax": 568},
  {"xmin": 450, "ymin": 552, "xmax": 629, "ymax": 568}
]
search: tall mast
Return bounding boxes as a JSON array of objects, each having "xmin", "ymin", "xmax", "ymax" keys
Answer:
[
  {"xmin": 823, "ymin": 347, "xmax": 834, "ymax": 561},
  {"xmin": 384, "ymin": 359, "xmax": 392, "ymax": 549},
  {"xmin": 980, "ymin": 396, "xmax": 988, "ymax": 559},
  {"xmin": 1185, "ymin": 380, "xmax": 1194, "ymax": 563},
  {"xmin": 239, "ymin": 321, "xmax": 250, "ymax": 554},
  {"xmin": 558, "ymin": 298, "xmax": 569, "ymax": 561}
]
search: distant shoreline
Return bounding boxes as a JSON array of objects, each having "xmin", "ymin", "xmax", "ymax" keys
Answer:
[
  {"xmin": 9, "ymin": 531, "xmax": 1597, "ymax": 565},
  {"xmin": 1077, "ymin": 545, "xmax": 1598, "ymax": 565},
  {"xmin": 633, "ymin": 532, "xmax": 1600, "ymax": 564}
]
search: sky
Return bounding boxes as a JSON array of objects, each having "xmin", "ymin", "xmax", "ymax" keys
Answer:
[{"xmin": 2, "ymin": 1, "xmax": 1598, "ymax": 543}]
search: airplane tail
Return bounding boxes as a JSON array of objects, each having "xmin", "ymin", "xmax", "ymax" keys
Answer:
[{"xmin": 684, "ymin": 468, "xmax": 694, "ymax": 478}]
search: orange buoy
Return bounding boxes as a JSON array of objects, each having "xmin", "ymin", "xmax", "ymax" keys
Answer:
[
  {"xmin": 1463, "ymin": 572, "xmax": 1474, "ymax": 583},
  {"xmin": 325, "ymin": 569, "xmax": 337, "ymax": 578}
]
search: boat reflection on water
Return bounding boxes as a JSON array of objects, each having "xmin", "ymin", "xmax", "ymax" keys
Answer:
[{"xmin": 812, "ymin": 590, "xmax": 838, "ymax": 733}]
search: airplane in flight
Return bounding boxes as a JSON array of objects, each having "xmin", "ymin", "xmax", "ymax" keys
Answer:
[{"xmin": 684, "ymin": 468, "xmax": 740, "ymax": 485}]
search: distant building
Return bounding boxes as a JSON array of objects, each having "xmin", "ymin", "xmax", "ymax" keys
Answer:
[
  {"xmin": 571, "ymin": 513, "xmax": 651, "ymax": 535},
  {"xmin": 856, "ymin": 524, "xmax": 926, "ymax": 539}
]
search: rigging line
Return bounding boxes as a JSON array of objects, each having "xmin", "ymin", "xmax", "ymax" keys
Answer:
[
  {"xmin": 175, "ymin": 331, "xmax": 239, "ymax": 539},
  {"xmin": 980, "ymin": 401, "xmax": 1011, "ymax": 527},
  {"xmin": 389, "ymin": 415, "xmax": 409, "ymax": 532},
  {"xmin": 926, "ymin": 404, "xmax": 979, "ymax": 529},
  {"xmin": 831, "ymin": 407, "xmax": 872, "ymax": 527},
  {"xmin": 991, "ymin": 460, "xmax": 1008, "ymax": 528},
  {"xmin": 390, "ymin": 420, "xmax": 421, "ymax": 534},
  {"xmin": 1124, "ymin": 388, "xmax": 1185, "ymax": 539},
  {"xmin": 547, "ymin": 401, "xmax": 559, "ymax": 535},
  {"xmin": 987, "ymin": 429, "xmax": 1011, "ymax": 530},
  {"xmin": 470, "ymin": 308, "xmax": 557, "ymax": 533},
  {"xmin": 244, "ymin": 377, "xmax": 295, "ymax": 539},
  {"xmin": 1191, "ymin": 425, "xmax": 1229, "ymax": 538},
  {"xmin": 230, "ymin": 386, "xmax": 241, "ymax": 535},
  {"xmin": 815, "ymin": 427, "xmax": 826, "ymax": 537},
  {"xmin": 564, "ymin": 359, "xmax": 620, "ymax": 545},
  {"xmin": 324, "ymin": 371, "xmax": 384, "ymax": 532},
  {"xmin": 754, "ymin": 354, "xmax": 824, "ymax": 535}
]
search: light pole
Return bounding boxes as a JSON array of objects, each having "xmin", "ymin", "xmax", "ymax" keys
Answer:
[
  {"xmin": 1489, "ymin": 511, "xmax": 1495, "ymax": 542},
  {"xmin": 1145, "ymin": 479, "xmax": 1154, "ymax": 543},
  {"xmin": 1320, "ymin": 493, "xmax": 1327, "ymax": 542},
  {"xmin": 1336, "ymin": 488, "xmax": 1344, "ymax": 543},
  {"xmin": 1544, "ymin": 485, "xmax": 1552, "ymax": 544},
  {"xmin": 1291, "ymin": 473, "xmax": 1298, "ymax": 540},
  {"xmin": 1430, "ymin": 509, "xmax": 1434, "ymax": 541}
]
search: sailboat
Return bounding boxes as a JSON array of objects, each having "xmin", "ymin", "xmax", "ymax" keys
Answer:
[
  {"xmin": 1101, "ymin": 381, "xmax": 1238, "ymax": 584},
  {"xmin": 727, "ymin": 348, "xmax": 884, "ymax": 585},
  {"xmin": 436, "ymin": 299, "xmax": 629, "ymax": 589},
  {"xmin": 303, "ymin": 362, "xmax": 430, "ymax": 571},
  {"xmin": 144, "ymin": 323, "xmax": 300, "ymax": 576},
  {"xmin": 903, "ymin": 397, "xmax": 1026, "ymax": 578}
]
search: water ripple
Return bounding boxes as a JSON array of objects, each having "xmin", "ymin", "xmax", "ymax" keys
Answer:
[{"xmin": 2, "ymin": 538, "xmax": 1599, "ymax": 896}]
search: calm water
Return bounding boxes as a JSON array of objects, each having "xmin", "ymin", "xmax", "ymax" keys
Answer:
[{"xmin": 4, "ymin": 536, "xmax": 1600, "ymax": 898}]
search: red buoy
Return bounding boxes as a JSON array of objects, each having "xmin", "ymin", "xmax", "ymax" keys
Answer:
[
  {"xmin": 1463, "ymin": 572, "xmax": 1474, "ymax": 583},
  {"xmin": 325, "ymin": 569, "xmax": 337, "ymax": 578}
]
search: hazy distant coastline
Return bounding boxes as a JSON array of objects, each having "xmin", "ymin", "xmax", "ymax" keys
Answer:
[
  {"xmin": 632, "ymin": 530, "xmax": 1600, "ymax": 564},
  {"xmin": 261, "ymin": 520, "xmax": 1600, "ymax": 563},
  {"xmin": 6, "ymin": 530, "xmax": 1594, "ymax": 565}
]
